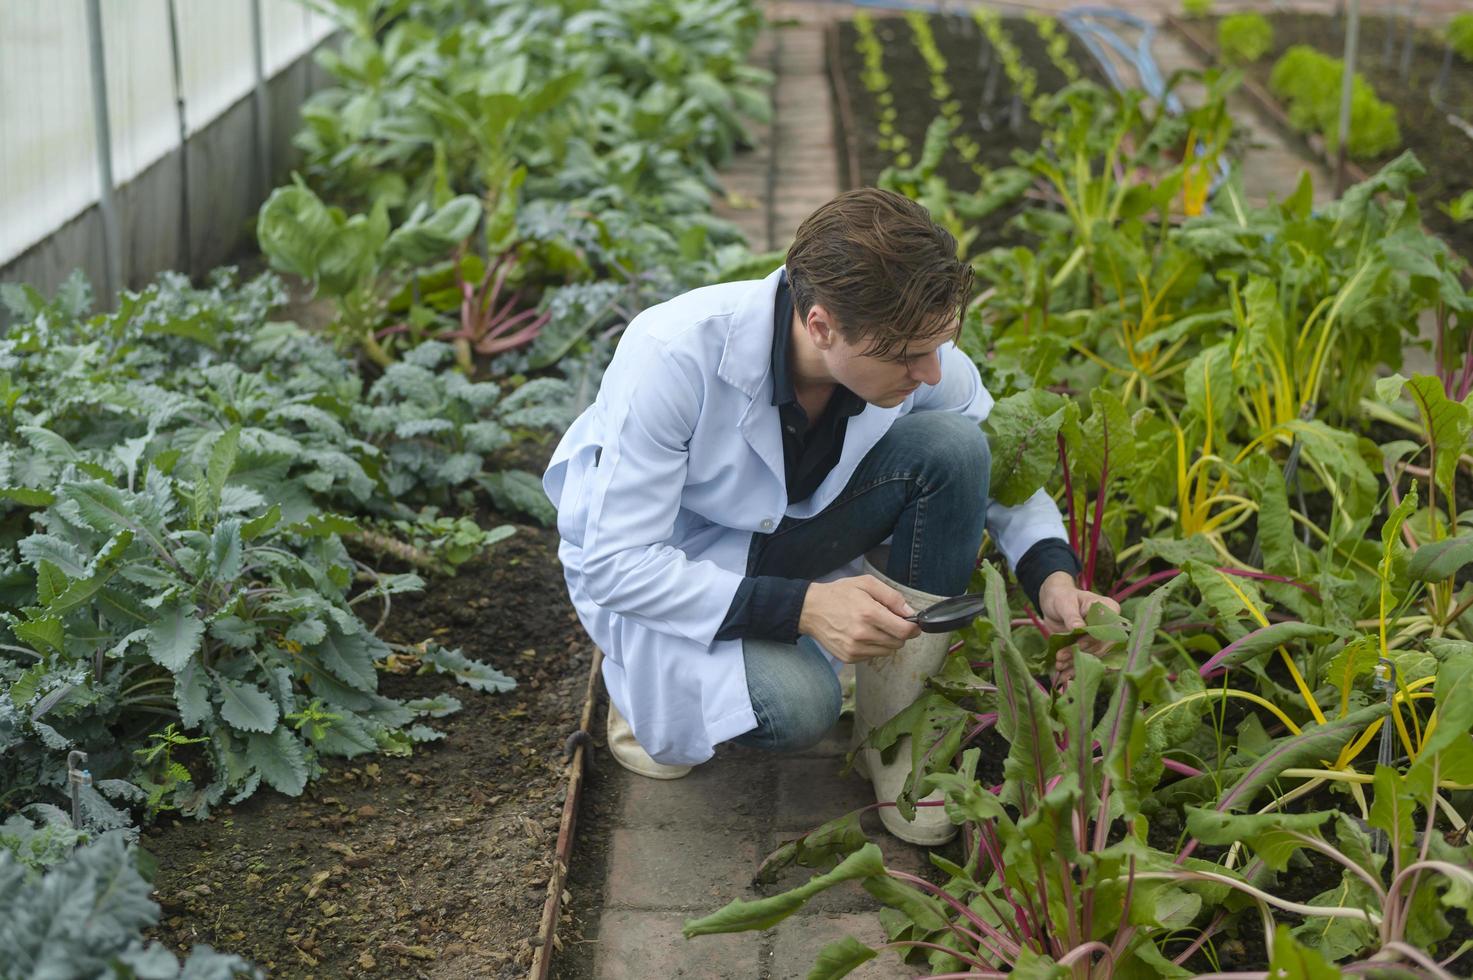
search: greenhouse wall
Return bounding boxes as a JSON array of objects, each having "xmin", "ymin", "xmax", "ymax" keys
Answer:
[{"xmin": 0, "ymin": 2, "xmax": 339, "ymax": 301}]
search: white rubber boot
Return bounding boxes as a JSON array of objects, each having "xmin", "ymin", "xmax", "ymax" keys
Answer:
[
  {"xmin": 851, "ymin": 553, "xmax": 957, "ymax": 845},
  {"xmin": 606, "ymin": 700, "xmax": 692, "ymax": 780}
]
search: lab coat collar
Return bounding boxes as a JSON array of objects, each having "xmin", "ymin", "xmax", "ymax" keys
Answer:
[
  {"xmin": 717, "ymin": 266, "xmax": 785, "ymax": 398},
  {"xmin": 717, "ymin": 266, "xmax": 787, "ymax": 496}
]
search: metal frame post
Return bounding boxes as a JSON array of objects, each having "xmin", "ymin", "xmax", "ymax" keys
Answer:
[
  {"xmin": 166, "ymin": 0, "xmax": 193, "ymax": 278},
  {"xmin": 1336, "ymin": 0, "xmax": 1362, "ymax": 196},
  {"xmin": 84, "ymin": 0, "xmax": 122, "ymax": 299},
  {"xmin": 250, "ymin": 0, "xmax": 271, "ymax": 201}
]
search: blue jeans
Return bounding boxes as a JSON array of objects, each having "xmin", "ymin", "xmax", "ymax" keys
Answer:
[{"xmin": 732, "ymin": 411, "xmax": 990, "ymax": 752}]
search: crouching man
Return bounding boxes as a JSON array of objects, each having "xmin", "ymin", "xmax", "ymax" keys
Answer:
[{"xmin": 542, "ymin": 189, "xmax": 1115, "ymax": 844}]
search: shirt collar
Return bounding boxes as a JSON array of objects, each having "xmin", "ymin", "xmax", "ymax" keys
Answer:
[
  {"xmin": 771, "ymin": 270, "xmax": 866, "ymax": 418},
  {"xmin": 770, "ymin": 270, "xmax": 797, "ymax": 408}
]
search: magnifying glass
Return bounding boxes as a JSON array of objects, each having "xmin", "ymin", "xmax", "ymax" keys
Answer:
[{"xmin": 901, "ymin": 593, "xmax": 989, "ymax": 633}]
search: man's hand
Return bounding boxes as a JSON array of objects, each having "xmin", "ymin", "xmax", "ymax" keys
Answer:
[
  {"xmin": 1038, "ymin": 570, "xmax": 1120, "ymax": 683},
  {"xmin": 799, "ymin": 576, "xmax": 922, "ymax": 664}
]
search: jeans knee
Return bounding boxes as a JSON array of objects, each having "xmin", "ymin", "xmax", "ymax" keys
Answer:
[
  {"xmin": 898, "ymin": 412, "xmax": 989, "ymax": 498},
  {"xmin": 738, "ymin": 639, "xmax": 842, "ymax": 753}
]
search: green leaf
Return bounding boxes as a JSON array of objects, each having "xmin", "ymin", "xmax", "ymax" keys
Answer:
[
  {"xmin": 1218, "ymin": 704, "xmax": 1387, "ymax": 811},
  {"xmin": 1384, "ymin": 375, "xmax": 1472, "ymax": 503},
  {"xmin": 202, "ymin": 425, "xmax": 241, "ymax": 522},
  {"xmin": 804, "ymin": 937, "xmax": 877, "ymax": 980},
  {"xmin": 175, "ymin": 661, "xmax": 212, "ymax": 728},
  {"xmin": 207, "ymin": 519, "xmax": 243, "ymax": 581},
  {"xmin": 12, "ymin": 616, "xmax": 64, "ymax": 655},
  {"xmin": 314, "ymin": 626, "xmax": 378, "ymax": 692},
  {"xmin": 984, "ymin": 389, "xmax": 1070, "ymax": 506},
  {"xmin": 241, "ymin": 503, "xmax": 282, "ymax": 542},
  {"xmin": 479, "ymin": 470, "xmax": 555, "ymax": 526},
  {"xmin": 1183, "ymin": 343, "xmax": 1235, "ymax": 439},
  {"xmin": 1267, "ymin": 924, "xmax": 1344, "ymax": 978},
  {"xmin": 63, "ymin": 481, "xmax": 139, "ymax": 535},
  {"xmin": 0, "ymin": 487, "xmax": 55, "ymax": 507},
  {"xmin": 248, "ymin": 726, "xmax": 308, "ymax": 796},
  {"xmin": 861, "ymin": 875, "xmax": 948, "ymax": 932},
  {"xmin": 1409, "ymin": 655, "xmax": 1473, "ymax": 782},
  {"xmin": 1408, "ymin": 532, "xmax": 1473, "ymax": 582},
  {"xmin": 35, "ymin": 560, "xmax": 68, "ymax": 605},
  {"xmin": 1367, "ymin": 764, "xmax": 1416, "ymax": 850},
  {"xmin": 1184, "ymin": 807, "xmax": 1331, "ymax": 870},
  {"xmin": 147, "ymin": 603, "xmax": 205, "ymax": 673},
  {"xmin": 683, "ymin": 844, "xmax": 886, "ymax": 937},
  {"xmin": 421, "ymin": 645, "xmax": 516, "ymax": 693},
  {"xmin": 216, "ymin": 676, "xmax": 279, "ymax": 733},
  {"xmin": 1200, "ymin": 621, "xmax": 1337, "ymax": 674},
  {"xmin": 381, "ymin": 195, "xmax": 482, "ymax": 268}
]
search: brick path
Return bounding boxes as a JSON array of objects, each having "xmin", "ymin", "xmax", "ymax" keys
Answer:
[
  {"xmin": 593, "ymin": 14, "xmax": 933, "ymax": 978},
  {"xmin": 578, "ymin": 4, "xmax": 1438, "ymax": 977}
]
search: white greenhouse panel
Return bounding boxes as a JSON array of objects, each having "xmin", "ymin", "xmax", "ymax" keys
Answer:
[
  {"xmin": 0, "ymin": 1, "xmax": 338, "ymax": 268},
  {"xmin": 0, "ymin": 2, "xmax": 99, "ymax": 268},
  {"xmin": 102, "ymin": 1, "xmax": 177, "ymax": 187}
]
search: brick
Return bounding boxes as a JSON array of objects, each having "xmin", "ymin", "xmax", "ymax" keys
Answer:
[
  {"xmin": 605, "ymin": 826, "xmax": 765, "ymax": 911},
  {"xmin": 792, "ymin": 713, "xmax": 852, "ymax": 759},
  {"xmin": 773, "ymin": 755, "xmax": 876, "ymax": 832},
  {"xmin": 618, "ymin": 756, "xmax": 771, "ymax": 830},
  {"xmin": 769, "ymin": 912, "xmax": 927, "ymax": 979},
  {"xmin": 593, "ymin": 908, "xmax": 761, "ymax": 980}
]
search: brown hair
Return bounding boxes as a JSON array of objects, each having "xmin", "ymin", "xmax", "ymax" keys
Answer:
[{"xmin": 785, "ymin": 188, "xmax": 972, "ymax": 359}]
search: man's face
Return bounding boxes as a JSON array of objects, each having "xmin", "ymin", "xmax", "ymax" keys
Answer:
[{"xmin": 806, "ymin": 305, "xmax": 956, "ymax": 407}]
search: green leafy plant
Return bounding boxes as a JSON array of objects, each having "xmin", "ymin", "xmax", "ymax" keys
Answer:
[
  {"xmin": 0, "ymin": 271, "xmax": 530, "ymax": 823},
  {"xmin": 0, "ymin": 834, "xmax": 258, "ymax": 979},
  {"xmin": 1182, "ymin": 0, "xmax": 1213, "ymax": 18},
  {"xmin": 1269, "ymin": 46, "xmax": 1401, "ymax": 160},
  {"xmin": 256, "ymin": 178, "xmax": 482, "ymax": 366},
  {"xmin": 1217, "ymin": 12, "xmax": 1274, "ymax": 66},
  {"xmin": 1449, "ymin": 13, "xmax": 1473, "ymax": 63}
]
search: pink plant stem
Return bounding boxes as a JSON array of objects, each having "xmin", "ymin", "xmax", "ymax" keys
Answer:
[
  {"xmin": 486, "ymin": 286, "xmax": 524, "ymax": 329},
  {"xmin": 476, "ymin": 312, "xmax": 549, "ymax": 355},
  {"xmin": 886, "ymin": 871, "xmax": 1023, "ymax": 960},
  {"xmin": 374, "ymin": 321, "xmax": 413, "ymax": 339},
  {"xmin": 1083, "ymin": 425, "xmax": 1110, "ymax": 589},
  {"xmin": 481, "ymin": 303, "xmax": 542, "ymax": 342},
  {"xmin": 976, "ymin": 826, "xmax": 1037, "ymax": 945},
  {"xmin": 1161, "ymin": 757, "xmax": 1206, "ymax": 778},
  {"xmin": 1058, "ymin": 940, "xmax": 1116, "ymax": 971},
  {"xmin": 481, "ymin": 252, "xmax": 511, "ymax": 318},
  {"xmin": 878, "ymin": 940, "xmax": 996, "ymax": 972},
  {"xmin": 1172, "ymin": 909, "xmax": 1229, "ymax": 966},
  {"xmin": 1111, "ymin": 568, "xmax": 1180, "ymax": 601},
  {"xmin": 1059, "ymin": 435, "xmax": 1079, "ymax": 553}
]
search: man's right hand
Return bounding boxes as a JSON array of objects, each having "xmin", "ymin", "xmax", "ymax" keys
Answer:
[{"xmin": 798, "ymin": 576, "xmax": 922, "ymax": 663}]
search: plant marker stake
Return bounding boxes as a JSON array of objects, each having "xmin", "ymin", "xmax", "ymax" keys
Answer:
[
  {"xmin": 67, "ymin": 750, "xmax": 90, "ymax": 846},
  {"xmin": 1372, "ymin": 659, "xmax": 1396, "ymax": 856}
]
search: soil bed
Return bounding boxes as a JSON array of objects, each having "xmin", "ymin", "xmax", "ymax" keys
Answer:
[
  {"xmin": 142, "ymin": 523, "xmax": 591, "ymax": 978},
  {"xmin": 1192, "ymin": 13, "xmax": 1473, "ymax": 259},
  {"xmin": 834, "ymin": 14, "xmax": 1107, "ymax": 255}
]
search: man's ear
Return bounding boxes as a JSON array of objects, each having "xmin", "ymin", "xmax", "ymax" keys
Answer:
[{"xmin": 805, "ymin": 304, "xmax": 839, "ymax": 350}]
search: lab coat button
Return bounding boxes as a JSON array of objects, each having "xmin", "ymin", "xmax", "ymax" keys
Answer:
[{"xmin": 760, "ymin": 518, "xmax": 774, "ymax": 530}]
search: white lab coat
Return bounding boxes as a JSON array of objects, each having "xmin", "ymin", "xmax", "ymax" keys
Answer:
[{"xmin": 543, "ymin": 267, "xmax": 1067, "ymax": 765}]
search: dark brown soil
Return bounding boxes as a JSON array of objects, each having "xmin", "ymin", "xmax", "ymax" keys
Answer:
[
  {"xmin": 1202, "ymin": 12, "xmax": 1473, "ymax": 260},
  {"xmin": 141, "ymin": 525, "xmax": 593, "ymax": 978},
  {"xmin": 834, "ymin": 14, "xmax": 1107, "ymax": 255}
]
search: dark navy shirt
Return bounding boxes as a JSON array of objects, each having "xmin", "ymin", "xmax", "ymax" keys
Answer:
[{"xmin": 714, "ymin": 274, "xmax": 1080, "ymax": 643}]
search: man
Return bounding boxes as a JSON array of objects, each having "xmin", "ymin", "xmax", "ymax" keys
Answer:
[{"xmin": 543, "ymin": 189, "xmax": 1116, "ymax": 844}]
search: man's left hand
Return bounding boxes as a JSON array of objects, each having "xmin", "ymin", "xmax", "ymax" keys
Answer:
[{"xmin": 1037, "ymin": 570, "xmax": 1120, "ymax": 683}]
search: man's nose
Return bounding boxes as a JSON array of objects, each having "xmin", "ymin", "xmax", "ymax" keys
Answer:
[{"xmin": 910, "ymin": 351, "xmax": 942, "ymax": 386}]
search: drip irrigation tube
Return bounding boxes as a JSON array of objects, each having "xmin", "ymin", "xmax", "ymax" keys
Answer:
[
  {"xmin": 1061, "ymin": 6, "xmax": 1182, "ymax": 114},
  {"xmin": 529, "ymin": 646, "xmax": 602, "ymax": 979}
]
